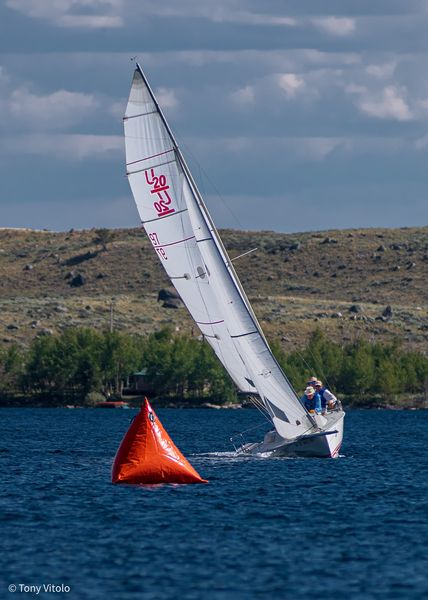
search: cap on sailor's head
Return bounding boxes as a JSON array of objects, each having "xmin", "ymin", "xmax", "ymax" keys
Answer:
[
  {"xmin": 315, "ymin": 380, "xmax": 322, "ymax": 387},
  {"xmin": 305, "ymin": 386, "xmax": 315, "ymax": 396}
]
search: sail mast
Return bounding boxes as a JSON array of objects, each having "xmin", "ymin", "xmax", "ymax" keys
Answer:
[
  {"xmin": 135, "ymin": 63, "xmax": 303, "ymax": 408},
  {"xmin": 126, "ymin": 64, "xmax": 315, "ymax": 437},
  {"xmin": 136, "ymin": 65, "xmax": 263, "ymax": 330}
]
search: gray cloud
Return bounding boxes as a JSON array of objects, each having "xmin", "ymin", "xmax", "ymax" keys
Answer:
[
  {"xmin": 1, "ymin": 133, "xmax": 123, "ymax": 160},
  {"xmin": 1, "ymin": 1, "xmax": 428, "ymax": 231},
  {"xmin": 6, "ymin": 0, "xmax": 124, "ymax": 28}
]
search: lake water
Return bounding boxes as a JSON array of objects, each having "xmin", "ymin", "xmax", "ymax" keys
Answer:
[{"xmin": 1, "ymin": 408, "xmax": 427, "ymax": 600}]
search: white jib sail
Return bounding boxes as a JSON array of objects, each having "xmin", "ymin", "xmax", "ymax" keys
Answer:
[{"xmin": 124, "ymin": 66, "xmax": 313, "ymax": 440}]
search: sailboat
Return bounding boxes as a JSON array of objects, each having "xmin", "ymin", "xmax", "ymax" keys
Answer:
[{"xmin": 123, "ymin": 63, "xmax": 345, "ymax": 458}]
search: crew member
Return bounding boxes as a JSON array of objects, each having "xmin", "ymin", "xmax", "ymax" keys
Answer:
[
  {"xmin": 301, "ymin": 386, "xmax": 322, "ymax": 414},
  {"xmin": 314, "ymin": 380, "xmax": 337, "ymax": 414}
]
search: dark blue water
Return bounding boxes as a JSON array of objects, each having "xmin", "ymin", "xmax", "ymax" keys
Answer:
[{"xmin": 1, "ymin": 409, "xmax": 427, "ymax": 600}]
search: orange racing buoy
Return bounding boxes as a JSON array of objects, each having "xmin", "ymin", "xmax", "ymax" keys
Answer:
[{"xmin": 112, "ymin": 398, "xmax": 207, "ymax": 485}]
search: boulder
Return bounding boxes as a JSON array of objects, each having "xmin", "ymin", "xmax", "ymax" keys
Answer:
[
  {"xmin": 162, "ymin": 298, "xmax": 181, "ymax": 309},
  {"xmin": 349, "ymin": 304, "xmax": 364, "ymax": 314},
  {"xmin": 382, "ymin": 305, "xmax": 393, "ymax": 318},
  {"xmin": 158, "ymin": 288, "xmax": 181, "ymax": 303},
  {"xmin": 70, "ymin": 274, "xmax": 86, "ymax": 287}
]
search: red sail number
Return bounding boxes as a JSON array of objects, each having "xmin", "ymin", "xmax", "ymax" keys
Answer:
[
  {"xmin": 145, "ymin": 169, "xmax": 175, "ymax": 218},
  {"xmin": 148, "ymin": 232, "xmax": 167, "ymax": 261}
]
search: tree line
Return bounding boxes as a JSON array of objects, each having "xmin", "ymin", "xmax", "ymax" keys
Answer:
[
  {"xmin": 271, "ymin": 329, "xmax": 428, "ymax": 400},
  {"xmin": 0, "ymin": 327, "xmax": 236, "ymax": 405},
  {"xmin": 0, "ymin": 327, "xmax": 427, "ymax": 405}
]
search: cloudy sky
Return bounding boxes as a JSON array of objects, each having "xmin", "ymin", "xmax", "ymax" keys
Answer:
[{"xmin": 1, "ymin": 0, "xmax": 428, "ymax": 233}]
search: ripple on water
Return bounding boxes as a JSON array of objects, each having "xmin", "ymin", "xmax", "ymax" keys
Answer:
[{"xmin": 0, "ymin": 408, "xmax": 427, "ymax": 600}]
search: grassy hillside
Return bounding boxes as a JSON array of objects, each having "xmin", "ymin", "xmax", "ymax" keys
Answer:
[{"xmin": 0, "ymin": 226, "xmax": 427, "ymax": 352}]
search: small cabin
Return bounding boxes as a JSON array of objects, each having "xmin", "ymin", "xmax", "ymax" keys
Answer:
[{"xmin": 123, "ymin": 369, "xmax": 154, "ymax": 395}]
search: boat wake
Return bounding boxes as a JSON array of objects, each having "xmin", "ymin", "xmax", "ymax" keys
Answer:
[
  {"xmin": 197, "ymin": 450, "xmax": 346, "ymax": 461},
  {"xmin": 196, "ymin": 451, "xmax": 291, "ymax": 460}
]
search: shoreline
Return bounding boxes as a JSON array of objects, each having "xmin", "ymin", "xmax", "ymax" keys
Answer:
[{"xmin": 0, "ymin": 395, "xmax": 427, "ymax": 410}]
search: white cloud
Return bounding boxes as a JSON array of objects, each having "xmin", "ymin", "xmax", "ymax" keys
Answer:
[
  {"xmin": 223, "ymin": 137, "xmax": 252, "ymax": 153},
  {"xmin": 230, "ymin": 85, "xmax": 255, "ymax": 106},
  {"xmin": 0, "ymin": 66, "xmax": 9, "ymax": 86},
  {"xmin": 149, "ymin": 49, "xmax": 361, "ymax": 72},
  {"xmin": 155, "ymin": 87, "xmax": 178, "ymax": 110},
  {"xmin": 295, "ymin": 137, "xmax": 345, "ymax": 161},
  {"xmin": 108, "ymin": 99, "xmax": 127, "ymax": 120},
  {"xmin": 345, "ymin": 83, "xmax": 368, "ymax": 95},
  {"xmin": 313, "ymin": 16, "xmax": 355, "ymax": 37},
  {"xmin": 415, "ymin": 135, "xmax": 428, "ymax": 150},
  {"xmin": 6, "ymin": 0, "xmax": 123, "ymax": 28},
  {"xmin": 137, "ymin": 2, "xmax": 296, "ymax": 27},
  {"xmin": 416, "ymin": 97, "xmax": 428, "ymax": 115},
  {"xmin": 2, "ymin": 134, "xmax": 123, "ymax": 160},
  {"xmin": 295, "ymin": 49, "xmax": 361, "ymax": 68},
  {"xmin": 365, "ymin": 62, "xmax": 396, "ymax": 79},
  {"xmin": 357, "ymin": 86, "xmax": 413, "ymax": 121},
  {"xmin": 193, "ymin": 135, "xmax": 345, "ymax": 162},
  {"xmin": 7, "ymin": 87, "xmax": 98, "ymax": 130},
  {"xmin": 2, "ymin": 195, "xmax": 138, "ymax": 230},
  {"xmin": 211, "ymin": 10, "xmax": 296, "ymax": 27},
  {"xmin": 7, "ymin": 0, "xmax": 296, "ymax": 29},
  {"xmin": 278, "ymin": 73, "xmax": 305, "ymax": 99},
  {"xmin": 58, "ymin": 14, "xmax": 122, "ymax": 28}
]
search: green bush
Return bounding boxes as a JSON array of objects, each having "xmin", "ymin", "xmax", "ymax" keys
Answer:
[{"xmin": 0, "ymin": 326, "xmax": 427, "ymax": 403}]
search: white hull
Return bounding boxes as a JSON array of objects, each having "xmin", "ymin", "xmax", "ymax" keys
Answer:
[{"xmin": 239, "ymin": 410, "xmax": 345, "ymax": 458}]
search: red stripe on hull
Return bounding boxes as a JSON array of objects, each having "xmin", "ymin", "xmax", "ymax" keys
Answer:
[{"xmin": 330, "ymin": 441, "xmax": 342, "ymax": 458}]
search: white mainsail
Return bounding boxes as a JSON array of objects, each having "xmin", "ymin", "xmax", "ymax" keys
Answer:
[{"xmin": 124, "ymin": 65, "xmax": 313, "ymax": 440}]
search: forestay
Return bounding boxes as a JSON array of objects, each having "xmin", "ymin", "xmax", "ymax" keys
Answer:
[{"xmin": 124, "ymin": 66, "xmax": 313, "ymax": 440}]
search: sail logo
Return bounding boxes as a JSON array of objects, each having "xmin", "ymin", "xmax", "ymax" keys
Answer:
[
  {"xmin": 148, "ymin": 232, "xmax": 167, "ymax": 260},
  {"xmin": 145, "ymin": 169, "xmax": 175, "ymax": 218}
]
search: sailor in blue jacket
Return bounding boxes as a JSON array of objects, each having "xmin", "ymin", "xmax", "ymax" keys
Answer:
[
  {"xmin": 301, "ymin": 386, "xmax": 322, "ymax": 414},
  {"xmin": 314, "ymin": 380, "xmax": 337, "ymax": 414}
]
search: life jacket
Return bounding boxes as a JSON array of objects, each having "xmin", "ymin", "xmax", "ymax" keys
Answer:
[
  {"xmin": 319, "ymin": 386, "xmax": 328, "ymax": 408},
  {"xmin": 304, "ymin": 392, "xmax": 321, "ymax": 412}
]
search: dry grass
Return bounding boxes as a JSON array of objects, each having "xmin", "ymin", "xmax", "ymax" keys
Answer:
[{"xmin": 0, "ymin": 226, "xmax": 427, "ymax": 351}]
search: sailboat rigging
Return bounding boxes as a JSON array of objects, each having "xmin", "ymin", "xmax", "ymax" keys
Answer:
[{"xmin": 124, "ymin": 63, "xmax": 345, "ymax": 458}]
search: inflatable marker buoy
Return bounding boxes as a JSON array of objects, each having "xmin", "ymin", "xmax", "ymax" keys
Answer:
[{"xmin": 112, "ymin": 398, "xmax": 207, "ymax": 485}]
